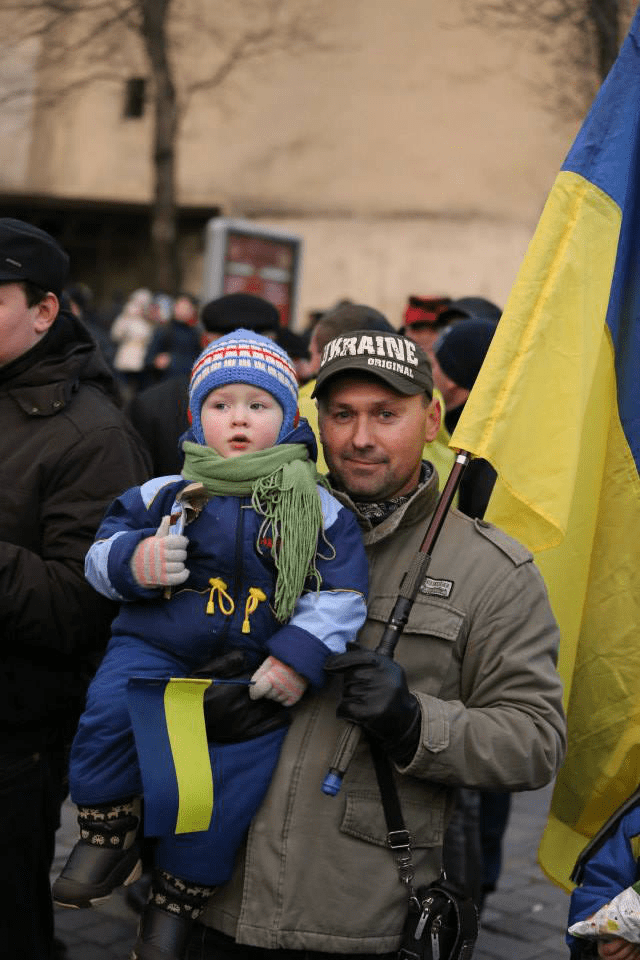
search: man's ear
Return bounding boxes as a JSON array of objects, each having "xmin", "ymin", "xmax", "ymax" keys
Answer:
[
  {"xmin": 33, "ymin": 292, "xmax": 59, "ymax": 334},
  {"xmin": 424, "ymin": 394, "xmax": 441, "ymax": 443}
]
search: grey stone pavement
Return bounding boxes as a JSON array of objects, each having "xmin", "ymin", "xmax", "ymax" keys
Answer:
[{"xmin": 51, "ymin": 782, "xmax": 571, "ymax": 959}]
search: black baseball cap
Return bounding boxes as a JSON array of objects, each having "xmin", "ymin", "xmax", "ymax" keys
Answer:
[
  {"xmin": 0, "ymin": 218, "xmax": 70, "ymax": 296},
  {"xmin": 434, "ymin": 319, "xmax": 496, "ymax": 390},
  {"xmin": 200, "ymin": 293, "xmax": 280, "ymax": 334},
  {"xmin": 312, "ymin": 329, "xmax": 433, "ymax": 399},
  {"xmin": 437, "ymin": 296, "xmax": 501, "ymax": 326}
]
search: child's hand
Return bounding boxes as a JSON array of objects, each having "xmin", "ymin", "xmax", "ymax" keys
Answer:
[
  {"xmin": 250, "ymin": 656, "xmax": 308, "ymax": 706},
  {"xmin": 599, "ymin": 938, "xmax": 640, "ymax": 958},
  {"xmin": 130, "ymin": 515, "xmax": 189, "ymax": 588}
]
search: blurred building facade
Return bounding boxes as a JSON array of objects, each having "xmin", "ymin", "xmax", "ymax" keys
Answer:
[{"xmin": 0, "ymin": 0, "xmax": 591, "ymax": 325}]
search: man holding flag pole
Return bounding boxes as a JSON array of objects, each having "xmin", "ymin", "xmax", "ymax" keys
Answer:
[{"xmin": 451, "ymin": 1, "xmax": 640, "ymax": 949}]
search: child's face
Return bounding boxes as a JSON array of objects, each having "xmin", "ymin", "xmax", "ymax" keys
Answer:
[{"xmin": 201, "ymin": 383, "xmax": 284, "ymax": 457}]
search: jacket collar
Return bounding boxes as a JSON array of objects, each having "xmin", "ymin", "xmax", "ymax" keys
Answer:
[
  {"xmin": 1, "ymin": 309, "xmax": 122, "ymax": 412},
  {"xmin": 329, "ymin": 463, "xmax": 440, "ymax": 546}
]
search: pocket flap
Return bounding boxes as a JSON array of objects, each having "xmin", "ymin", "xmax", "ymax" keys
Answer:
[
  {"xmin": 366, "ymin": 594, "xmax": 465, "ymax": 643},
  {"xmin": 341, "ymin": 787, "xmax": 446, "ymax": 849}
]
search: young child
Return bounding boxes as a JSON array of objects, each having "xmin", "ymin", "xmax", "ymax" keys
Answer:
[
  {"xmin": 567, "ymin": 788, "xmax": 640, "ymax": 959},
  {"xmin": 53, "ymin": 330, "xmax": 368, "ymax": 960}
]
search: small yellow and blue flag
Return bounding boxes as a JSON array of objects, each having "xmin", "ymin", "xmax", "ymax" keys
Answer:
[
  {"xmin": 451, "ymin": 8, "xmax": 640, "ymax": 891},
  {"xmin": 127, "ymin": 676, "xmax": 214, "ymax": 836}
]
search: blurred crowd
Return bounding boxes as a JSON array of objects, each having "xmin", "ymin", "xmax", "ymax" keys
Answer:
[
  {"xmin": 63, "ymin": 284, "xmax": 500, "ymax": 394},
  {"xmin": 61, "ymin": 285, "xmax": 503, "ymax": 503}
]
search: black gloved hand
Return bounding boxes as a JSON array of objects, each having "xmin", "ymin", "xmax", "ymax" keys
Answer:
[
  {"xmin": 191, "ymin": 649, "xmax": 290, "ymax": 743},
  {"xmin": 324, "ymin": 648, "xmax": 421, "ymax": 765}
]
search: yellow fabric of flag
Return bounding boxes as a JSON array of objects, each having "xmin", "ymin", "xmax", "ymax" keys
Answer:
[
  {"xmin": 163, "ymin": 678, "xmax": 214, "ymax": 834},
  {"xmin": 451, "ymin": 167, "xmax": 640, "ymax": 891}
]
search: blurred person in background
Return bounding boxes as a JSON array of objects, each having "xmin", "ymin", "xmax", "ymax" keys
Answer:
[
  {"xmin": 111, "ymin": 287, "xmax": 155, "ymax": 401},
  {"xmin": 430, "ymin": 312, "xmax": 515, "ymax": 911},
  {"xmin": 400, "ymin": 294, "xmax": 452, "ymax": 362},
  {"xmin": 276, "ymin": 326, "xmax": 312, "ymax": 384},
  {"xmin": 148, "ymin": 292, "xmax": 174, "ymax": 327},
  {"xmin": 143, "ymin": 293, "xmax": 201, "ymax": 385},
  {"xmin": 436, "ymin": 295, "xmax": 502, "ymax": 328},
  {"xmin": 64, "ymin": 282, "xmax": 116, "ymax": 371},
  {"xmin": 432, "ymin": 318, "xmax": 498, "ymax": 520}
]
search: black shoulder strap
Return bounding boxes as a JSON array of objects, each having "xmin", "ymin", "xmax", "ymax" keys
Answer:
[
  {"xmin": 369, "ymin": 737, "xmax": 478, "ymax": 960},
  {"xmin": 369, "ymin": 737, "xmax": 415, "ymax": 887}
]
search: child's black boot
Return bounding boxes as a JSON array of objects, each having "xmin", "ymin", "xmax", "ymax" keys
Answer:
[
  {"xmin": 53, "ymin": 798, "xmax": 142, "ymax": 908},
  {"xmin": 131, "ymin": 869, "xmax": 216, "ymax": 960}
]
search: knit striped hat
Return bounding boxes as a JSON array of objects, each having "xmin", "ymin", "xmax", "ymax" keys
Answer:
[{"xmin": 189, "ymin": 329, "xmax": 299, "ymax": 445}]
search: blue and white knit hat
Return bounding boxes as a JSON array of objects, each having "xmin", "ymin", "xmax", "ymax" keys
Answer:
[{"xmin": 189, "ymin": 328, "xmax": 299, "ymax": 444}]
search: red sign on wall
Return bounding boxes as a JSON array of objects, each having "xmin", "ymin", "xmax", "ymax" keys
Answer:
[{"xmin": 202, "ymin": 218, "xmax": 303, "ymax": 328}]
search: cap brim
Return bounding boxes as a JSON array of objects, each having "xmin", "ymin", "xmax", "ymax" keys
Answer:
[
  {"xmin": 311, "ymin": 358, "xmax": 428, "ymax": 398},
  {"xmin": 0, "ymin": 269, "xmax": 27, "ymax": 285}
]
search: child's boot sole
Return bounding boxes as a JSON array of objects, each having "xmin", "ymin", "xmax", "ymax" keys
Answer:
[{"xmin": 53, "ymin": 843, "xmax": 142, "ymax": 908}]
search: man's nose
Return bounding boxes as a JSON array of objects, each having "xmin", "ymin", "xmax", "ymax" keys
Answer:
[{"xmin": 351, "ymin": 415, "xmax": 374, "ymax": 449}]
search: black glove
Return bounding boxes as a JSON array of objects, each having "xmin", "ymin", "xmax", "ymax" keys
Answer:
[
  {"xmin": 191, "ymin": 649, "xmax": 290, "ymax": 743},
  {"xmin": 324, "ymin": 648, "xmax": 421, "ymax": 765}
]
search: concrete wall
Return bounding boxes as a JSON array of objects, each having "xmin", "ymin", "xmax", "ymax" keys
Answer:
[
  {"xmin": 231, "ymin": 213, "xmax": 541, "ymax": 329},
  {"xmin": 0, "ymin": 0, "xmax": 584, "ymax": 323},
  {"xmin": 0, "ymin": 37, "xmax": 40, "ymax": 188}
]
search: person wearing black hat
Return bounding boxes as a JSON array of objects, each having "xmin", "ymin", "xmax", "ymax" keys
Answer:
[
  {"xmin": 128, "ymin": 293, "xmax": 281, "ymax": 476},
  {"xmin": 436, "ymin": 295, "xmax": 502, "ymax": 327},
  {"xmin": 297, "ymin": 302, "xmax": 396, "ymax": 473},
  {"xmin": 432, "ymin": 319, "xmax": 498, "ymax": 520},
  {"xmin": 199, "ymin": 292, "xmax": 281, "ymax": 340},
  {"xmin": 431, "ymin": 317, "xmax": 511, "ymax": 910},
  {"xmin": 187, "ymin": 325, "xmax": 566, "ymax": 958},
  {"xmin": 143, "ymin": 292, "xmax": 202, "ymax": 385},
  {"xmin": 0, "ymin": 218, "xmax": 151, "ymax": 960}
]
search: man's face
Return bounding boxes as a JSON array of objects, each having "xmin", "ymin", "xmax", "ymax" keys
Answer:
[
  {"xmin": 318, "ymin": 375, "xmax": 440, "ymax": 501},
  {"xmin": 431, "ymin": 352, "xmax": 462, "ymax": 410},
  {"xmin": 0, "ymin": 282, "xmax": 50, "ymax": 366}
]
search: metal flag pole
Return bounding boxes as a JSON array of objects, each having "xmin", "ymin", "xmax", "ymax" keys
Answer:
[{"xmin": 322, "ymin": 450, "xmax": 471, "ymax": 796}]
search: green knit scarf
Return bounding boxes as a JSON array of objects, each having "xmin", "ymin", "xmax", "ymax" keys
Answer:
[{"xmin": 182, "ymin": 440, "xmax": 329, "ymax": 622}]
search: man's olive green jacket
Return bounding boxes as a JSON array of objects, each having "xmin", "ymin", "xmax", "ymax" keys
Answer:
[{"xmin": 201, "ymin": 468, "xmax": 566, "ymax": 954}]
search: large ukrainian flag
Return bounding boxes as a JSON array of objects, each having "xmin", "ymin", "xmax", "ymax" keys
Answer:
[{"xmin": 451, "ymin": 9, "xmax": 640, "ymax": 891}]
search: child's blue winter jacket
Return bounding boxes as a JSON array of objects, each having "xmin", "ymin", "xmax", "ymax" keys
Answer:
[
  {"xmin": 69, "ymin": 420, "xmax": 368, "ymax": 885},
  {"xmin": 567, "ymin": 798, "xmax": 640, "ymax": 956}
]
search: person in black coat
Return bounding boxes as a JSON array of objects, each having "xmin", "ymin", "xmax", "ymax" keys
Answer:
[
  {"xmin": 0, "ymin": 218, "xmax": 152, "ymax": 960},
  {"xmin": 143, "ymin": 293, "xmax": 202, "ymax": 385},
  {"xmin": 431, "ymin": 314, "xmax": 516, "ymax": 911}
]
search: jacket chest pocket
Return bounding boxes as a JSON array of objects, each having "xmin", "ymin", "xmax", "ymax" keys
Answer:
[{"xmin": 363, "ymin": 595, "xmax": 465, "ymax": 698}]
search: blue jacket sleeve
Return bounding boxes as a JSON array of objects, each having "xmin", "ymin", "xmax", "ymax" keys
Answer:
[
  {"xmin": 266, "ymin": 487, "xmax": 368, "ymax": 687},
  {"xmin": 85, "ymin": 475, "xmax": 183, "ymax": 602},
  {"xmin": 567, "ymin": 804, "xmax": 640, "ymax": 953}
]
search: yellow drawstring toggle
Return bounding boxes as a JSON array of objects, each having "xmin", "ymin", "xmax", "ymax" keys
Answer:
[
  {"xmin": 242, "ymin": 587, "xmax": 267, "ymax": 634},
  {"xmin": 206, "ymin": 578, "xmax": 235, "ymax": 616}
]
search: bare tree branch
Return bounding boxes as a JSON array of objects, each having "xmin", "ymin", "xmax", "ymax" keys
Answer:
[
  {"xmin": 0, "ymin": 0, "xmax": 327, "ymax": 290},
  {"xmin": 460, "ymin": 0, "xmax": 634, "ymax": 120}
]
